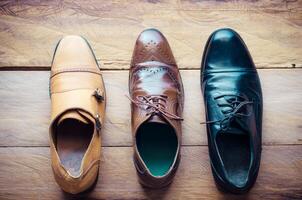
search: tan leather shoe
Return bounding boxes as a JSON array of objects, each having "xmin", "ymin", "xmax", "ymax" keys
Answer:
[
  {"xmin": 49, "ymin": 35, "xmax": 106, "ymax": 194},
  {"xmin": 129, "ymin": 28, "xmax": 184, "ymax": 188}
]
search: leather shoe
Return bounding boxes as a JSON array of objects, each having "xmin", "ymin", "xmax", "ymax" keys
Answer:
[
  {"xmin": 201, "ymin": 28, "xmax": 263, "ymax": 193},
  {"xmin": 49, "ymin": 35, "xmax": 106, "ymax": 194},
  {"xmin": 129, "ymin": 28, "xmax": 184, "ymax": 188}
]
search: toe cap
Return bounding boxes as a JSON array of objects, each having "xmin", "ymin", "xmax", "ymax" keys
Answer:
[
  {"xmin": 52, "ymin": 35, "xmax": 98, "ymax": 70},
  {"xmin": 131, "ymin": 28, "xmax": 176, "ymax": 66},
  {"xmin": 203, "ymin": 28, "xmax": 255, "ymax": 72}
]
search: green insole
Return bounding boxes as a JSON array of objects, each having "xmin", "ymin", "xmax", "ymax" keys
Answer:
[{"xmin": 136, "ymin": 122, "xmax": 178, "ymax": 177}]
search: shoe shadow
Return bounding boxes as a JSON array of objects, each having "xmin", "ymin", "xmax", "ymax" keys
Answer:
[
  {"xmin": 141, "ymin": 183, "xmax": 171, "ymax": 199},
  {"xmin": 216, "ymin": 187, "xmax": 253, "ymax": 200},
  {"xmin": 60, "ymin": 173, "xmax": 99, "ymax": 199}
]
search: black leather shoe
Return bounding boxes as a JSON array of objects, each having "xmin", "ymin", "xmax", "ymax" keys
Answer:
[{"xmin": 201, "ymin": 28, "xmax": 263, "ymax": 193}]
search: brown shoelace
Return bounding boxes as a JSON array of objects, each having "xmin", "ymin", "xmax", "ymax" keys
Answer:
[{"xmin": 127, "ymin": 94, "xmax": 183, "ymax": 121}]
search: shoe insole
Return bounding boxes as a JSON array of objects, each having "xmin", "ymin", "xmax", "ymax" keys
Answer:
[
  {"xmin": 216, "ymin": 133, "xmax": 251, "ymax": 187},
  {"xmin": 56, "ymin": 119, "xmax": 93, "ymax": 177},
  {"xmin": 136, "ymin": 122, "xmax": 178, "ymax": 177}
]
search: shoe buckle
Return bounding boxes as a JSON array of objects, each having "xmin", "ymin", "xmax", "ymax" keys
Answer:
[
  {"xmin": 95, "ymin": 114, "xmax": 101, "ymax": 132},
  {"xmin": 93, "ymin": 88, "xmax": 104, "ymax": 102}
]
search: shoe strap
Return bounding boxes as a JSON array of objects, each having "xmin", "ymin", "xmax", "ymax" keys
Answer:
[{"xmin": 50, "ymin": 66, "xmax": 105, "ymax": 132}]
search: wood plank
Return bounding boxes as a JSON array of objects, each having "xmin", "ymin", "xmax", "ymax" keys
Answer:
[
  {"xmin": 0, "ymin": 0, "xmax": 301, "ymax": 69},
  {"xmin": 0, "ymin": 69, "xmax": 301, "ymax": 147},
  {"xmin": 0, "ymin": 146, "xmax": 301, "ymax": 199}
]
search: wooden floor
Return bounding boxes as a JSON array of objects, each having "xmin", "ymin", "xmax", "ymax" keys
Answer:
[{"xmin": 0, "ymin": 0, "xmax": 301, "ymax": 199}]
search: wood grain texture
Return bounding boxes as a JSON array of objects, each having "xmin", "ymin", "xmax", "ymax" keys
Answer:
[
  {"xmin": 0, "ymin": 146, "xmax": 301, "ymax": 200},
  {"xmin": 0, "ymin": 69, "xmax": 301, "ymax": 147},
  {"xmin": 0, "ymin": 0, "xmax": 301, "ymax": 69},
  {"xmin": 0, "ymin": 1, "xmax": 301, "ymax": 199}
]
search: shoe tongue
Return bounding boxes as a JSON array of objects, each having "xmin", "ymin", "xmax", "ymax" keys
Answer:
[
  {"xmin": 224, "ymin": 126, "xmax": 246, "ymax": 135},
  {"xmin": 58, "ymin": 110, "xmax": 94, "ymax": 125},
  {"xmin": 146, "ymin": 115, "xmax": 168, "ymax": 125},
  {"xmin": 223, "ymin": 118, "xmax": 248, "ymax": 135}
]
